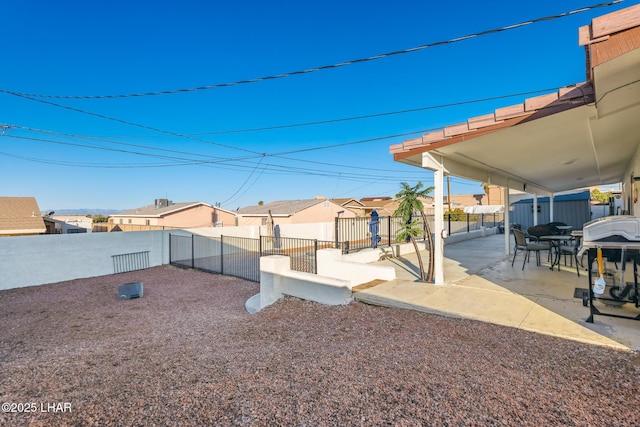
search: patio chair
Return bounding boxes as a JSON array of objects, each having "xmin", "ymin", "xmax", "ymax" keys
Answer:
[
  {"xmin": 559, "ymin": 234, "xmax": 583, "ymax": 276},
  {"xmin": 511, "ymin": 228, "xmax": 551, "ymax": 270},
  {"xmin": 527, "ymin": 223, "xmax": 560, "ymax": 240}
]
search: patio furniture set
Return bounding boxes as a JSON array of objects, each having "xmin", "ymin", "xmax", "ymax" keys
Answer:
[
  {"xmin": 512, "ymin": 217, "xmax": 640, "ymax": 324},
  {"xmin": 511, "ymin": 222, "xmax": 581, "ymax": 274}
]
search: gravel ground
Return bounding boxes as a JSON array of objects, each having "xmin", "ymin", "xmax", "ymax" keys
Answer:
[{"xmin": 1, "ymin": 265, "xmax": 639, "ymax": 426}]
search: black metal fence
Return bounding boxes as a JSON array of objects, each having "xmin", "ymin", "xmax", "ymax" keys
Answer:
[
  {"xmin": 335, "ymin": 216, "xmax": 430, "ymax": 253},
  {"xmin": 170, "ymin": 213, "xmax": 505, "ymax": 282},
  {"xmin": 445, "ymin": 212, "xmax": 504, "ymax": 235},
  {"xmin": 169, "ymin": 233, "xmax": 340, "ymax": 282},
  {"xmin": 335, "ymin": 213, "xmax": 504, "ymax": 252}
]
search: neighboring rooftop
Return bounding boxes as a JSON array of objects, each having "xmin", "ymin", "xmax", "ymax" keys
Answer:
[
  {"xmin": 0, "ymin": 196, "xmax": 46, "ymax": 236},
  {"xmin": 237, "ymin": 199, "xmax": 331, "ymax": 216},
  {"xmin": 111, "ymin": 199, "xmax": 212, "ymax": 217}
]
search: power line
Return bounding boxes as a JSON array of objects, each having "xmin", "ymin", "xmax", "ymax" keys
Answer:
[
  {"xmin": 0, "ymin": 1, "xmax": 620, "ymax": 100},
  {"xmin": 186, "ymin": 88, "xmax": 563, "ymax": 135},
  {"xmin": 0, "ymin": 91, "xmax": 264, "ymax": 157},
  {"xmin": 6, "ymin": 85, "xmax": 566, "ymax": 142},
  {"xmin": 2, "ymin": 124, "xmax": 433, "ymax": 174},
  {"xmin": 1, "ymin": 78, "xmax": 600, "ymax": 174},
  {"xmin": 0, "ymin": 132, "xmax": 430, "ymax": 182},
  {"xmin": 219, "ymin": 157, "xmax": 266, "ymax": 205}
]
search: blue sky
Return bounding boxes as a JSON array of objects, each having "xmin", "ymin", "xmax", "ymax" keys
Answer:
[{"xmin": 0, "ymin": 0, "xmax": 633, "ymax": 211}]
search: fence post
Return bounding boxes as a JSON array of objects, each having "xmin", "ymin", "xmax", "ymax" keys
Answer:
[
  {"xmin": 314, "ymin": 239, "xmax": 318, "ymax": 274},
  {"xmin": 220, "ymin": 235, "xmax": 224, "ymax": 275},
  {"xmin": 334, "ymin": 217, "xmax": 339, "ymax": 249},
  {"xmin": 169, "ymin": 233, "xmax": 172, "ymax": 264},
  {"xmin": 467, "ymin": 214, "xmax": 470, "ymax": 233},
  {"xmin": 259, "ymin": 235, "xmax": 263, "ymax": 257},
  {"xmin": 387, "ymin": 216, "xmax": 391, "ymax": 246},
  {"xmin": 191, "ymin": 234, "xmax": 195, "ymax": 269},
  {"xmin": 448, "ymin": 213, "xmax": 451, "ymax": 236}
]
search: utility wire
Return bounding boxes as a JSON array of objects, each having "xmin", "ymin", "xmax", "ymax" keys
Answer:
[
  {"xmin": 9, "ymin": 85, "xmax": 566, "ymax": 140},
  {"xmin": 1, "ymin": 79, "xmax": 599, "ymax": 172},
  {"xmin": 0, "ymin": 1, "xmax": 620, "ymax": 100},
  {"xmin": 190, "ymin": 88, "xmax": 562, "ymax": 135},
  {"xmin": 16, "ymin": 125, "xmax": 431, "ymax": 174},
  {"xmin": 0, "ymin": 91, "xmax": 263, "ymax": 157},
  {"xmin": 0, "ymin": 132, "xmax": 430, "ymax": 182}
]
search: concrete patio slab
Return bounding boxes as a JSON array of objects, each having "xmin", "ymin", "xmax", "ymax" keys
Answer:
[{"xmin": 357, "ymin": 233, "xmax": 640, "ymax": 351}]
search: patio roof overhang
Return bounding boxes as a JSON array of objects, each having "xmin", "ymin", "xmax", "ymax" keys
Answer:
[
  {"xmin": 390, "ymin": 6, "xmax": 640, "ymax": 195},
  {"xmin": 388, "ymin": 4, "xmax": 640, "ymax": 285}
]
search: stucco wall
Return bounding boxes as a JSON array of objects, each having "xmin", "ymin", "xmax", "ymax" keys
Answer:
[
  {"xmin": 188, "ymin": 222, "xmax": 335, "ymax": 241},
  {"xmin": 160, "ymin": 206, "xmax": 214, "ymax": 228},
  {"xmin": 237, "ymin": 201, "xmax": 356, "ymax": 227},
  {"xmin": 213, "ymin": 208, "xmax": 236, "ymax": 227},
  {"xmin": 0, "ymin": 231, "xmax": 168, "ymax": 290},
  {"xmin": 109, "ymin": 205, "xmax": 215, "ymax": 229},
  {"xmin": 290, "ymin": 201, "xmax": 356, "ymax": 224},
  {"xmin": 236, "ymin": 215, "xmax": 293, "ymax": 227}
]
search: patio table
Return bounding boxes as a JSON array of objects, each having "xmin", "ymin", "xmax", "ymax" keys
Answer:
[
  {"xmin": 556, "ymin": 225, "xmax": 573, "ymax": 235},
  {"xmin": 540, "ymin": 235, "xmax": 574, "ymax": 271}
]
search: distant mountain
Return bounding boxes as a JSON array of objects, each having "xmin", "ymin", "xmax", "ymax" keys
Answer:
[{"xmin": 42, "ymin": 209, "xmax": 123, "ymax": 216}]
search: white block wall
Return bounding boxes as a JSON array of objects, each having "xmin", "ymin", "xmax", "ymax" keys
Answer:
[{"xmin": 0, "ymin": 231, "xmax": 167, "ymax": 290}]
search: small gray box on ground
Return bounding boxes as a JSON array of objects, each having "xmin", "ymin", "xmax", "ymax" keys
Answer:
[{"xmin": 118, "ymin": 282, "xmax": 143, "ymax": 300}]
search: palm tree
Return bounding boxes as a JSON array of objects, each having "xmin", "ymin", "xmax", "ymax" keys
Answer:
[
  {"xmin": 482, "ymin": 183, "xmax": 490, "ymax": 205},
  {"xmin": 393, "ymin": 182, "xmax": 435, "ymax": 282}
]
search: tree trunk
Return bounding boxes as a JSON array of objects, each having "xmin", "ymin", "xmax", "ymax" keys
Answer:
[
  {"xmin": 419, "ymin": 210, "xmax": 435, "ymax": 282},
  {"xmin": 410, "ymin": 235, "xmax": 427, "ymax": 282}
]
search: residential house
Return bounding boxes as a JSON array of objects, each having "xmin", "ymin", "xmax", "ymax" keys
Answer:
[
  {"xmin": 212, "ymin": 205, "xmax": 237, "ymax": 227},
  {"xmin": 447, "ymin": 185, "xmax": 505, "ymax": 209},
  {"xmin": 0, "ymin": 196, "xmax": 46, "ymax": 236},
  {"xmin": 236, "ymin": 198, "xmax": 357, "ymax": 226},
  {"xmin": 329, "ymin": 198, "xmax": 366, "ymax": 217},
  {"xmin": 357, "ymin": 197, "xmax": 395, "ymax": 217},
  {"xmin": 43, "ymin": 216, "xmax": 89, "ymax": 234},
  {"xmin": 46, "ymin": 214, "xmax": 93, "ymax": 234},
  {"xmin": 108, "ymin": 199, "xmax": 224, "ymax": 231}
]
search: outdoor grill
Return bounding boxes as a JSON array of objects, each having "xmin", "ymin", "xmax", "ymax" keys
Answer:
[
  {"xmin": 583, "ymin": 216, "xmax": 640, "ymax": 244},
  {"xmin": 581, "ymin": 216, "xmax": 640, "ymax": 323}
]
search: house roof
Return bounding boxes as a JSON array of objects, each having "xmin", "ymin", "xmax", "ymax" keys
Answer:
[
  {"xmin": 237, "ymin": 199, "xmax": 336, "ymax": 216},
  {"xmin": 513, "ymin": 190, "xmax": 591, "ymax": 204},
  {"xmin": 330, "ymin": 198, "xmax": 364, "ymax": 207},
  {"xmin": 390, "ymin": 4, "xmax": 640, "ymax": 195},
  {"xmin": 111, "ymin": 202, "xmax": 211, "ymax": 218},
  {"xmin": 358, "ymin": 199, "xmax": 391, "ymax": 208},
  {"xmin": 0, "ymin": 196, "xmax": 46, "ymax": 235},
  {"xmin": 212, "ymin": 206, "xmax": 237, "ymax": 216}
]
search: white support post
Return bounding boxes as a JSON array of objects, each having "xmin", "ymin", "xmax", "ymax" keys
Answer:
[
  {"xmin": 422, "ymin": 152, "xmax": 445, "ymax": 285},
  {"xmin": 533, "ymin": 193, "xmax": 538, "ymax": 226},
  {"xmin": 504, "ymin": 185, "xmax": 511, "ymax": 255},
  {"xmin": 550, "ymin": 194, "xmax": 554, "ymax": 223},
  {"xmin": 434, "ymin": 167, "xmax": 445, "ymax": 284}
]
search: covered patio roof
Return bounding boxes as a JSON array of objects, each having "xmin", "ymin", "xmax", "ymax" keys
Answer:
[
  {"xmin": 389, "ymin": 4, "xmax": 640, "ymax": 284},
  {"xmin": 390, "ymin": 4, "xmax": 640, "ymax": 196}
]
